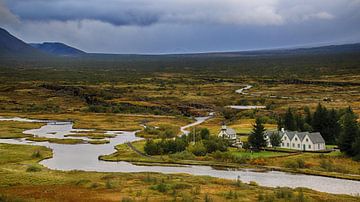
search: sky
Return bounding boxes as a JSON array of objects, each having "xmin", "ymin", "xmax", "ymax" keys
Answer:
[{"xmin": 1, "ymin": 0, "xmax": 360, "ymax": 54}]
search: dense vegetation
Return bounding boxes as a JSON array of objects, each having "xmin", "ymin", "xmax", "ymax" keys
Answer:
[
  {"xmin": 279, "ymin": 104, "xmax": 346, "ymax": 144},
  {"xmin": 144, "ymin": 128, "xmax": 229, "ymax": 156},
  {"xmin": 279, "ymin": 105, "xmax": 360, "ymax": 160}
]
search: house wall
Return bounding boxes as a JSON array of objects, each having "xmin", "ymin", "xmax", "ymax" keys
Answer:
[
  {"xmin": 301, "ymin": 135, "xmax": 313, "ymax": 151},
  {"xmin": 290, "ymin": 134, "xmax": 302, "ymax": 150},
  {"xmin": 281, "ymin": 135, "xmax": 291, "ymax": 149}
]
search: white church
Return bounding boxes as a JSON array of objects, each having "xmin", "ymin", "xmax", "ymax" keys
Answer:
[{"xmin": 218, "ymin": 124, "xmax": 243, "ymax": 148}]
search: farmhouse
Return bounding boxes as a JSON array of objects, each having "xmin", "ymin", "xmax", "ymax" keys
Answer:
[
  {"xmin": 265, "ymin": 129, "xmax": 326, "ymax": 151},
  {"xmin": 218, "ymin": 124, "xmax": 243, "ymax": 148}
]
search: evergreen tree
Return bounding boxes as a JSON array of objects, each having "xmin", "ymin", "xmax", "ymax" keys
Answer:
[
  {"xmin": 248, "ymin": 118, "xmax": 267, "ymax": 150},
  {"xmin": 277, "ymin": 116, "xmax": 284, "ymax": 131},
  {"xmin": 327, "ymin": 109, "xmax": 341, "ymax": 144},
  {"xmin": 312, "ymin": 104, "xmax": 327, "ymax": 133},
  {"xmin": 304, "ymin": 106, "xmax": 312, "ymax": 126},
  {"xmin": 338, "ymin": 109, "xmax": 359, "ymax": 156},
  {"xmin": 270, "ymin": 132, "xmax": 282, "ymax": 148},
  {"xmin": 312, "ymin": 103, "xmax": 333, "ymax": 143},
  {"xmin": 284, "ymin": 108, "xmax": 297, "ymax": 131},
  {"xmin": 144, "ymin": 140, "xmax": 160, "ymax": 155},
  {"xmin": 200, "ymin": 128, "xmax": 210, "ymax": 140},
  {"xmin": 295, "ymin": 113, "xmax": 305, "ymax": 131},
  {"xmin": 352, "ymin": 137, "xmax": 360, "ymax": 161}
]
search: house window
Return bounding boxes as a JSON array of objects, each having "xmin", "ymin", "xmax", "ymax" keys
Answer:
[
  {"xmin": 318, "ymin": 144, "xmax": 320, "ymax": 149},
  {"xmin": 284, "ymin": 137, "xmax": 286, "ymax": 140},
  {"xmin": 282, "ymin": 143, "xmax": 284, "ymax": 146},
  {"xmin": 298, "ymin": 144, "xmax": 300, "ymax": 148},
  {"xmin": 287, "ymin": 143, "xmax": 289, "ymax": 147},
  {"xmin": 308, "ymin": 145, "xmax": 311, "ymax": 149},
  {"xmin": 306, "ymin": 138, "xmax": 308, "ymax": 142},
  {"xmin": 295, "ymin": 137, "xmax": 298, "ymax": 141},
  {"xmin": 292, "ymin": 143, "xmax": 295, "ymax": 147}
]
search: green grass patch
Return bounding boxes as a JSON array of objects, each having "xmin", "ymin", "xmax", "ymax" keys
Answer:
[
  {"xmin": 88, "ymin": 139, "xmax": 110, "ymax": 144},
  {"xmin": 26, "ymin": 136, "xmax": 84, "ymax": 144}
]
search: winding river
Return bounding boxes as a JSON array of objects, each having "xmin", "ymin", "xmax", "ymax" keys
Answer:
[
  {"xmin": 0, "ymin": 116, "xmax": 360, "ymax": 195},
  {"xmin": 229, "ymin": 85, "xmax": 266, "ymax": 109}
]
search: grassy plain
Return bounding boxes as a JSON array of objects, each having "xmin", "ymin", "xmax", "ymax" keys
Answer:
[
  {"xmin": 0, "ymin": 121, "xmax": 45, "ymax": 139},
  {"xmin": 0, "ymin": 66, "xmax": 360, "ymax": 201}
]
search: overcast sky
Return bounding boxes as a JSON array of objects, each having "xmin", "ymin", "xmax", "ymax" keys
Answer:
[{"xmin": 1, "ymin": 0, "xmax": 360, "ymax": 54}]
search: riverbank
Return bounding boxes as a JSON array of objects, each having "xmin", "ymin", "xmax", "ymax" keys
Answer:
[
  {"xmin": 100, "ymin": 141, "xmax": 360, "ymax": 181},
  {"xmin": 1, "ymin": 115, "xmax": 360, "ymax": 196},
  {"xmin": 1, "ymin": 143, "xmax": 359, "ymax": 202}
]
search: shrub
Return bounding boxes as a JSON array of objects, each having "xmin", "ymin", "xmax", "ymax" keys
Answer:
[
  {"xmin": 105, "ymin": 180, "xmax": 114, "ymax": 189},
  {"xmin": 144, "ymin": 138, "xmax": 188, "ymax": 155},
  {"xmin": 275, "ymin": 187, "xmax": 294, "ymax": 199},
  {"xmin": 249, "ymin": 181, "xmax": 258, "ymax": 186},
  {"xmin": 203, "ymin": 137, "xmax": 228, "ymax": 153},
  {"xmin": 250, "ymin": 158, "xmax": 267, "ymax": 165},
  {"xmin": 144, "ymin": 140, "xmax": 160, "ymax": 155},
  {"xmin": 169, "ymin": 151, "xmax": 195, "ymax": 160},
  {"xmin": 211, "ymin": 151, "xmax": 250, "ymax": 164},
  {"xmin": 26, "ymin": 165, "xmax": 41, "ymax": 172},
  {"xmin": 31, "ymin": 151, "xmax": 42, "ymax": 158},
  {"xmin": 172, "ymin": 183, "xmax": 192, "ymax": 190},
  {"xmin": 121, "ymin": 197, "xmax": 134, "ymax": 202},
  {"xmin": 187, "ymin": 142, "xmax": 207, "ymax": 156},
  {"xmin": 320, "ymin": 159, "xmax": 334, "ymax": 171},
  {"xmin": 150, "ymin": 183, "xmax": 170, "ymax": 193},
  {"xmin": 204, "ymin": 194, "xmax": 213, "ymax": 202},
  {"xmin": 284, "ymin": 159, "xmax": 307, "ymax": 169},
  {"xmin": 90, "ymin": 183, "xmax": 101, "ymax": 189}
]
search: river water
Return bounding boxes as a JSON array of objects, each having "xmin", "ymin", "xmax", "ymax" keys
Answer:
[
  {"xmin": 229, "ymin": 85, "xmax": 266, "ymax": 109},
  {"xmin": 0, "ymin": 117, "xmax": 359, "ymax": 195}
]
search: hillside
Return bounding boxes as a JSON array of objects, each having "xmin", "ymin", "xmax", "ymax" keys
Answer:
[
  {"xmin": 30, "ymin": 42, "xmax": 86, "ymax": 56},
  {"xmin": 0, "ymin": 27, "xmax": 46, "ymax": 58}
]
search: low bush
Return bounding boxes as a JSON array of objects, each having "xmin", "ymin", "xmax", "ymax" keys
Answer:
[
  {"xmin": 211, "ymin": 151, "xmax": 250, "ymax": 164},
  {"xmin": 284, "ymin": 159, "xmax": 307, "ymax": 169},
  {"xmin": 275, "ymin": 187, "xmax": 294, "ymax": 199},
  {"xmin": 31, "ymin": 151, "xmax": 42, "ymax": 158},
  {"xmin": 150, "ymin": 183, "xmax": 170, "ymax": 193},
  {"xmin": 187, "ymin": 142, "xmax": 207, "ymax": 156},
  {"xmin": 26, "ymin": 165, "xmax": 41, "ymax": 172},
  {"xmin": 169, "ymin": 151, "xmax": 195, "ymax": 160}
]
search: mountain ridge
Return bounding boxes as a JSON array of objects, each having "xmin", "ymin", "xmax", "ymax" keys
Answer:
[{"xmin": 30, "ymin": 42, "xmax": 86, "ymax": 56}]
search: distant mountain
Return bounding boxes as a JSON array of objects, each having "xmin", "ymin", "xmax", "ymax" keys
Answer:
[
  {"xmin": 169, "ymin": 43, "xmax": 360, "ymax": 58},
  {"xmin": 30, "ymin": 42, "xmax": 86, "ymax": 56},
  {"xmin": 0, "ymin": 27, "xmax": 46, "ymax": 58}
]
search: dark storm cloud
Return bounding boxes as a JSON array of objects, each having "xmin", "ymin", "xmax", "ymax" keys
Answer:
[
  {"xmin": 4, "ymin": 0, "xmax": 161, "ymax": 26},
  {"xmin": 1, "ymin": 0, "xmax": 360, "ymax": 53}
]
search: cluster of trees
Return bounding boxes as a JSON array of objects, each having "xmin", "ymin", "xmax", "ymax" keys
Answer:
[
  {"xmin": 279, "ymin": 104, "xmax": 360, "ymax": 160},
  {"xmin": 247, "ymin": 118, "xmax": 283, "ymax": 150},
  {"xmin": 338, "ymin": 109, "xmax": 360, "ymax": 160},
  {"xmin": 138, "ymin": 125, "xmax": 178, "ymax": 139},
  {"xmin": 144, "ymin": 137, "xmax": 188, "ymax": 155},
  {"xmin": 279, "ymin": 104, "xmax": 343, "ymax": 144},
  {"xmin": 144, "ymin": 128, "xmax": 229, "ymax": 156}
]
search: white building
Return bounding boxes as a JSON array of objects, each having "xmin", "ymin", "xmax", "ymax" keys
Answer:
[
  {"xmin": 265, "ymin": 129, "xmax": 326, "ymax": 151},
  {"xmin": 218, "ymin": 125, "xmax": 242, "ymax": 148}
]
